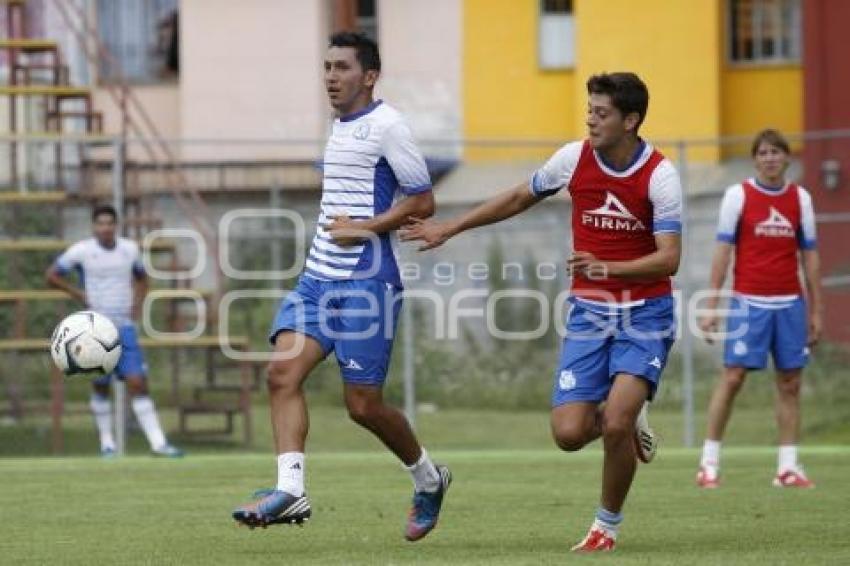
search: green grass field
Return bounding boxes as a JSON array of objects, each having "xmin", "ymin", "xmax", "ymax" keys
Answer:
[
  {"xmin": 1, "ymin": 449, "xmax": 849, "ymax": 565},
  {"xmin": 4, "ymin": 400, "xmax": 850, "ymax": 456},
  {"xmin": 2, "ymin": 405, "xmax": 849, "ymax": 565}
]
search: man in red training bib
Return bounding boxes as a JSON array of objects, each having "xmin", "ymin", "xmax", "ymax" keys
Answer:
[
  {"xmin": 697, "ymin": 129, "xmax": 822, "ymax": 489},
  {"xmin": 402, "ymin": 72, "xmax": 682, "ymax": 553}
]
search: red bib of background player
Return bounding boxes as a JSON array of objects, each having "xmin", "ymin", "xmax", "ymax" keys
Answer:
[
  {"xmin": 568, "ymin": 141, "xmax": 671, "ymax": 302},
  {"xmin": 733, "ymin": 181, "xmax": 803, "ymax": 296}
]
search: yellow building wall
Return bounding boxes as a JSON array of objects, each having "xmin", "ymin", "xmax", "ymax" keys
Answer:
[
  {"xmin": 721, "ymin": 67, "xmax": 802, "ymax": 155},
  {"xmin": 463, "ymin": 0, "xmax": 575, "ymax": 161},
  {"xmin": 462, "ymin": 1, "xmax": 803, "ymax": 163},
  {"xmin": 574, "ymin": 0, "xmax": 722, "ymax": 161}
]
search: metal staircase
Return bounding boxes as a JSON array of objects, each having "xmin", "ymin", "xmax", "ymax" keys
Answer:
[{"xmin": 0, "ymin": 0, "xmax": 254, "ymax": 451}]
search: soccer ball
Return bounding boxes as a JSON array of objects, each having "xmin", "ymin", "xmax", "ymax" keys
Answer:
[{"xmin": 50, "ymin": 311, "xmax": 122, "ymax": 376}]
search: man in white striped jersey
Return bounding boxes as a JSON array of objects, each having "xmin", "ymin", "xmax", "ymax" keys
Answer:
[{"xmin": 233, "ymin": 32, "xmax": 450, "ymax": 541}]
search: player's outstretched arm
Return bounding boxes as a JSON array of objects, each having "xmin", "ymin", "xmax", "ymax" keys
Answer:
[
  {"xmin": 326, "ymin": 191, "xmax": 435, "ymax": 247},
  {"xmin": 45, "ymin": 265, "xmax": 86, "ymax": 305},
  {"xmin": 801, "ymin": 249, "xmax": 823, "ymax": 346},
  {"xmin": 399, "ymin": 181, "xmax": 539, "ymax": 251}
]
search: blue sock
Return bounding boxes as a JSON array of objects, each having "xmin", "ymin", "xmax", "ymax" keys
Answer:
[{"xmin": 595, "ymin": 507, "xmax": 623, "ymax": 531}]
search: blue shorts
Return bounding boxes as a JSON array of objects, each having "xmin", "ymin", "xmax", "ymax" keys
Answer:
[
  {"xmin": 552, "ymin": 296, "xmax": 676, "ymax": 407},
  {"xmin": 723, "ymin": 296, "xmax": 809, "ymax": 371},
  {"xmin": 269, "ymin": 276, "xmax": 402, "ymax": 386},
  {"xmin": 93, "ymin": 325, "xmax": 147, "ymax": 385}
]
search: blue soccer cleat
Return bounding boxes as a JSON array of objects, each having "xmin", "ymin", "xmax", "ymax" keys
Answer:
[
  {"xmin": 232, "ymin": 490, "xmax": 312, "ymax": 529},
  {"xmin": 151, "ymin": 444, "xmax": 184, "ymax": 458},
  {"xmin": 404, "ymin": 464, "xmax": 452, "ymax": 542},
  {"xmin": 100, "ymin": 447, "xmax": 117, "ymax": 459}
]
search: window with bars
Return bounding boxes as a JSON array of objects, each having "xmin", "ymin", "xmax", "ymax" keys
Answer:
[
  {"xmin": 97, "ymin": 0, "xmax": 179, "ymax": 83},
  {"xmin": 539, "ymin": 0, "xmax": 575, "ymax": 70},
  {"xmin": 729, "ymin": 0, "xmax": 801, "ymax": 63},
  {"xmin": 356, "ymin": 0, "xmax": 378, "ymax": 42}
]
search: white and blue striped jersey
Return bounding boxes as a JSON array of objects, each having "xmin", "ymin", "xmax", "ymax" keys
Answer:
[
  {"xmin": 54, "ymin": 237, "xmax": 145, "ymax": 326},
  {"xmin": 306, "ymin": 100, "xmax": 432, "ymax": 287}
]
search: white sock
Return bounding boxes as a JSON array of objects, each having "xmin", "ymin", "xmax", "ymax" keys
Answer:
[
  {"xmin": 594, "ymin": 507, "xmax": 622, "ymax": 538},
  {"xmin": 131, "ymin": 396, "xmax": 168, "ymax": 451},
  {"xmin": 701, "ymin": 439, "xmax": 721, "ymax": 472},
  {"xmin": 636, "ymin": 402, "xmax": 650, "ymax": 429},
  {"xmin": 89, "ymin": 394, "xmax": 115, "ymax": 451},
  {"xmin": 276, "ymin": 452, "xmax": 305, "ymax": 496},
  {"xmin": 405, "ymin": 449, "xmax": 440, "ymax": 493},
  {"xmin": 778, "ymin": 444, "xmax": 798, "ymax": 473}
]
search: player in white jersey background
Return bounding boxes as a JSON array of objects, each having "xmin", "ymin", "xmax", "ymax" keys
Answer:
[
  {"xmin": 232, "ymin": 32, "xmax": 450, "ymax": 541},
  {"xmin": 46, "ymin": 205, "xmax": 182, "ymax": 458}
]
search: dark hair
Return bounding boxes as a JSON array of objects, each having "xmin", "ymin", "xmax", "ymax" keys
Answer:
[
  {"xmin": 92, "ymin": 204, "xmax": 118, "ymax": 222},
  {"xmin": 329, "ymin": 31, "xmax": 381, "ymax": 73},
  {"xmin": 586, "ymin": 72, "xmax": 650, "ymax": 132},
  {"xmin": 751, "ymin": 128, "xmax": 790, "ymax": 156}
]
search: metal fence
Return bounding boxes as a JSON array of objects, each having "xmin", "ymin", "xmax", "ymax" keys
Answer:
[{"xmin": 2, "ymin": 130, "xmax": 849, "ymax": 449}]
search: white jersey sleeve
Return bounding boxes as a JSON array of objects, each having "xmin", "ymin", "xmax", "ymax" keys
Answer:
[
  {"xmin": 129, "ymin": 240, "xmax": 146, "ymax": 276},
  {"xmin": 648, "ymin": 159, "xmax": 683, "ymax": 234},
  {"xmin": 797, "ymin": 186, "xmax": 817, "ymax": 250},
  {"xmin": 529, "ymin": 141, "xmax": 583, "ymax": 198},
  {"xmin": 716, "ymin": 184, "xmax": 745, "ymax": 244},
  {"xmin": 381, "ymin": 120, "xmax": 432, "ymax": 195},
  {"xmin": 54, "ymin": 241, "xmax": 86, "ymax": 275}
]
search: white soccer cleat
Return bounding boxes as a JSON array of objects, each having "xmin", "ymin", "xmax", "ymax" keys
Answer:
[{"xmin": 634, "ymin": 403, "xmax": 657, "ymax": 463}]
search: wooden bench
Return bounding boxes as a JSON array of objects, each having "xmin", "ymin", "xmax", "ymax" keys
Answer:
[
  {"xmin": 0, "ymin": 191, "xmax": 66, "ymax": 204},
  {"xmin": 0, "ymin": 86, "xmax": 90, "ymax": 97},
  {"xmin": 0, "ymin": 239, "xmax": 176, "ymax": 252},
  {"xmin": 0, "ymin": 287, "xmax": 209, "ymax": 352},
  {"xmin": 0, "ymin": 131, "xmax": 110, "ymax": 141},
  {"xmin": 0, "ymin": 289, "xmax": 69, "ymax": 302},
  {"xmin": 0, "ymin": 335, "xmax": 246, "ymax": 350},
  {"xmin": 0, "ymin": 39, "xmax": 58, "ymax": 52},
  {"xmin": 0, "ymin": 288, "xmax": 215, "ymax": 302}
]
